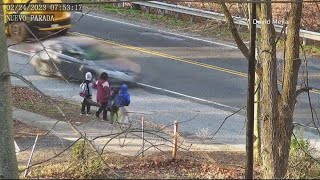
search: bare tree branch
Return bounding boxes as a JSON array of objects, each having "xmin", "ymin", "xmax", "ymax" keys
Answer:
[
  {"xmin": 210, "ymin": 105, "xmax": 246, "ymax": 139},
  {"xmin": 293, "ymin": 122, "xmax": 320, "ymax": 131},
  {"xmin": 18, "ymin": 137, "xmax": 82, "ymax": 173},
  {"xmin": 219, "ymin": 1, "xmax": 263, "ymax": 78},
  {"xmin": 0, "ymin": 71, "xmax": 66, "ymax": 117},
  {"xmin": 292, "ymin": 133, "xmax": 320, "ymax": 164},
  {"xmin": 23, "ymin": 23, "xmax": 72, "ymax": 83},
  {"xmin": 209, "ymin": 80, "xmax": 261, "ymax": 138},
  {"xmin": 299, "ymin": 41, "xmax": 320, "ymax": 134},
  {"xmin": 1, "ymin": 71, "xmax": 122, "ymax": 177},
  {"xmin": 295, "ymin": 87, "xmax": 313, "ymax": 98},
  {"xmin": 219, "ymin": 1, "xmax": 249, "ymax": 60}
]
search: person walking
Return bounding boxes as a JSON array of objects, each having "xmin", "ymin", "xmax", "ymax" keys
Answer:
[
  {"xmin": 93, "ymin": 72, "xmax": 111, "ymax": 121},
  {"xmin": 80, "ymin": 72, "xmax": 93, "ymax": 115},
  {"xmin": 109, "ymin": 84, "xmax": 131, "ymax": 124},
  {"xmin": 114, "ymin": 84, "xmax": 131, "ymax": 108}
]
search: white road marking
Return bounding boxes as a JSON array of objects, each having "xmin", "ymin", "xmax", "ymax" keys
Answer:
[
  {"xmin": 74, "ymin": 12, "xmax": 238, "ymax": 49},
  {"xmin": 11, "ymin": 75, "xmax": 55, "ymax": 81},
  {"xmin": 8, "ymin": 48, "xmax": 29, "ymax": 56},
  {"xmin": 137, "ymin": 82, "xmax": 237, "ymax": 110}
]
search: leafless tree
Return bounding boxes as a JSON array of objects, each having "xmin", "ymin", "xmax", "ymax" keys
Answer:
[
  {"xmin": 219, "ymin": 0, "xmax": 307, "ymax": 178},
  {"xmin": 0, "ymin": 4, "xmax": 19, "ymax": 179}
]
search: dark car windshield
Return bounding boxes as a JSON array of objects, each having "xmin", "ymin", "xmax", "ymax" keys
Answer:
[{"xmin": 79, "ymin": 44, "xmax": 115, "ymax": 60}]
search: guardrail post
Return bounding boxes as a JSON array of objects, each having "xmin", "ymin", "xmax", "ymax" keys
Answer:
[
  {"xmin": 132, "ymin": 4, "xmax": 141, "ymax": 10},
  {"xmin": 303, "ymin": 37, "xmax": 308, "ymax": 46},
  {"xmin": 160, "ymin": 9, "xmax": 165, "ymax": 16},
  {"xmin": 190, "ymin": 15, "xmax": 194, "ymax": 23},
  {"xmin": 145, "ymin": 6, "xmax": 150, "ymax": 14},
  {"xmin": 115, "ymin": 0, "xmax": 122, "ymax": 8},
  {"xmin": 175, "ymin": 12, "xmax": 179, "ymax": 20},
  {"xmin": 118, "ymin": 2, "xmax": 124, "ymax": 8}
]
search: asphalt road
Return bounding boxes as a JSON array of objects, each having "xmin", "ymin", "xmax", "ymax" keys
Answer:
[
  {"xmin": 69, "ymin": 11, "xmax": 320, "ymax": 126},
  {"xmin": 6, "ymin": 10, "xmax": 320, "ymax": 140},
  {"xmin": 7, "ymin": 43, "xmax": 319, "ymax": 150},
  {"xmin": 8, "ymin": 52, "xmax": 247, "ymax": 146},
  {"xmin": 71, "ymin": 12, "xmax": 248, "ymax": 109}
]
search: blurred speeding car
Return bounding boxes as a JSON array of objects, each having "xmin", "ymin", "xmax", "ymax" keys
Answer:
[{"xmin": 29, "ymin": 36, "xmax": 141, "ymax": 83}]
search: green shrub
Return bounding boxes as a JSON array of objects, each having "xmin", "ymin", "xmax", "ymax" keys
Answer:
[
  {"xmin": 286, "ymin": 129, "xmax": 320, "ymax": 179},
  {"xmin": 71, "ymin": 140, "xmax": 103, "ymax": 178}
]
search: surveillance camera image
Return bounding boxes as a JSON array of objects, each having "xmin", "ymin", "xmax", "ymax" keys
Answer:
[{"xmin": 1, "ymin": 0, "xmax": 320, "ymax": 179}]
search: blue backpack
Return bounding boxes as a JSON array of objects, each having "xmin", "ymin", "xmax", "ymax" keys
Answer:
[{"xmin": 114, "ymin": 84, "xmax": 130, "ymax": 107}]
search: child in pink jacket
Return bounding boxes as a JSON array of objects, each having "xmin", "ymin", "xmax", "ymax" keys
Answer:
[{"xmin": 93, "ymin": 72, "xmax": 111, "ymax": 121}]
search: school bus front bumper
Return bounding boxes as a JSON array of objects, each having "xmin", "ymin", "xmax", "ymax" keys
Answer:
[
  {"xmin": 29, "ymin": 18, "xmax": 71, "ymax": 31},
  {"xmin": 38, "ymin": 24, "xmax": 71, "ymax": 31}
]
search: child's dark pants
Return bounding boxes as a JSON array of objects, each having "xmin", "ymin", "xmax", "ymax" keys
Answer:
[
  {"xmin": 81, "ymin": 97, "xmax": 92, "ymax": 113},
  {"xmin": 96, "ymin": 101, "xmax": 108, "ymax": 120}
]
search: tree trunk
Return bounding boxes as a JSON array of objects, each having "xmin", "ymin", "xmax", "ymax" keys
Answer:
[
  {"xmin": 219, "ymin": 0, "xmax": 303, "ymax": 178},
  {"xmin": 254, "ymin": 74, "xmax": 262, "ymax": 164},
  {"xmin": 0, "ymin": 5, "xmax": 19, "ymax": 179},
  {"xmin": 278, "ymin": 0, "xmax": 303, "ymax": 177},
  {"xmin": 250, "ymin": 3, "xmax": 262, "ymax": 165},
  {"xmin": 259, "ymin": 1, "xmax": 281, "ymax": 178}
]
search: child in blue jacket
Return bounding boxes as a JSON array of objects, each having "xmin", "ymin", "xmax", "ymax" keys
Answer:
[
  {"xmin": 109, "ymin": 84, "xmax": 130, "ymax": 124},
  {"xmin": 114, "ymin": 84, "xmax": 130, "ymax": 107}
]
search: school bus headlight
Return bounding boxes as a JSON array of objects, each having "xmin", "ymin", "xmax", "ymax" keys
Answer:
[{"xmin": 65, "ymin": 12, "xmax": 71, "ymax": 18}]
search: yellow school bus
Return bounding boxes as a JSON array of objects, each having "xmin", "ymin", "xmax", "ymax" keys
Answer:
[{"xmin": 3, "ymin": 0, "xmax": 71, "ymax": 42}]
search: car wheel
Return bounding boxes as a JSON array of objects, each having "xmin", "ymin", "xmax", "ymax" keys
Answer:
[
  {"xmin": 34, "ymin": 61, "xmax": 55, "ymax": 76},
  {"xmin": 8, "ymin": 22, "xmax": 29, "ymax": 42},
  {"xmin": 60, "ymin": 72, "xmax": 73, "ymax": 80}
]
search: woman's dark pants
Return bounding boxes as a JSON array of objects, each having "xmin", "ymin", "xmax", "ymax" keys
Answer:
[{"xmin": 96, "ymin": 101, "xmax": 108, "ymax": 120}]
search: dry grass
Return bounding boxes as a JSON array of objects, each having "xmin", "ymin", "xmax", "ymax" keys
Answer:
[
  {"xmin": 12, "ymin": 86, "xmax": 96, "ymax": 125},
  {"xmin": 14, "ymin": 119, "xmax": 48, "ymax": 138},
  {"xmin": 25, "ymin": 151, "xmax": 261, "ymax": 179}
]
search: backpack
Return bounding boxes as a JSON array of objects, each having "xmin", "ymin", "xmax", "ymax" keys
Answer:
[
  {"xmin": 122, "ymin": 93, "xmax": 130, "ymax": 106},
  {"xmin": 114, "ymin": 92, "xmax": 130, "ymax": 107},
  {"xmin": 79, "ymin": 81, "xmax": 90, "ymax": 98}
]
